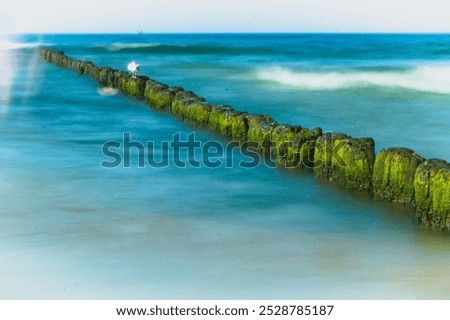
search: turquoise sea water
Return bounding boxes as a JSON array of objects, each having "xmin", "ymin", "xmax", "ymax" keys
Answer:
[{"xmin": 1, "ymin": 34, "xmax": 450, "ymax": 299}]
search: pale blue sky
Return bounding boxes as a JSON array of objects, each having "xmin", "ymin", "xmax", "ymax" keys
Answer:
[{"xmin": 2, "ymin": 0, "xmax": 450, "ymax": 33}]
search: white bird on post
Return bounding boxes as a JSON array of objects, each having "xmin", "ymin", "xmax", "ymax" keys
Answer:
[{"xmin": 127, "ymin": 61, "xmax": 139, "ymax": 79}]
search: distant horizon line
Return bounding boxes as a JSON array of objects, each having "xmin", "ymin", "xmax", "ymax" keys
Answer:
[{"xmin": 6, "ymin": 31, "xmax": 450, "ymax": 35}]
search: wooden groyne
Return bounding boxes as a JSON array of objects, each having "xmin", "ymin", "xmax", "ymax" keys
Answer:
[{"xmin": 40, "ymin": 49, "xmax": 450, "ymax": 232}]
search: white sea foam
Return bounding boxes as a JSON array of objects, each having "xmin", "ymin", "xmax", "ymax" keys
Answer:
[
  {"xmin": 104, "ymin": 42, "xmax": 160, "ymax": 52},
  {"xmin": 98, "ymin": 87, "xmax": 118, "ymax": 96},
  {"xmin": 256, "ymin": 65, "xmax": 450, "ymax": 94},
  {"xmin": 0, "ymin": 41, "xmax": 41, "ymax": 51}
]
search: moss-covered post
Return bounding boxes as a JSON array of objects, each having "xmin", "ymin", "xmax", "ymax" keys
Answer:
[
  {"xmin": 329, "ymin": 138, "xmax": 375, "ymax": 191},
  {"xmin": 246, "ymin": 115, "xmax": 277, "ymax": 153},
  {"xmin": 118, "ymin": 75, "xmax": 148, "ymax": 100},
  {"xmin": 144, "ymin": 80, "xmax": 181, "ymax": 111},
  {"xmin": 313, "ymin": 133, "xmax": 351, "ymax": 180},
  {"xmin": 372, "ymin": 148, "xmax": 424, "ymax": 206},
  {"xmin": 415, "ymin": 160, "xmax": 450, "ymax": 230},
  {"xmin": 171, "ymin": 91, "xmax": 206, "ymax": 121},
  {"xmin": 208, "ymin": 105, "xmax": 248, "ymax": 141},
  {"xmin": 295, "ymin": 127, "xmax": 323, "ymax": 169},
  {"xmin": 270, "ymin": 125, "xmax": 302, "ymax": 168}
]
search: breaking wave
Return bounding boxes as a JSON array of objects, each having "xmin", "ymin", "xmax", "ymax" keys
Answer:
[
  {"xmin": 83, "ymin": 42, "xmax": 274, "ymax": 55},
  {"xmin": 0, "ymin": 41, "xmax": 42, "ymax": 51},
  {"xmin": 103, "ymin": 42, "xmax": 161, "ymax": 52},
  {"xmin": 256, "ymin": 65, "xmax": 450, "ymax": 94}
]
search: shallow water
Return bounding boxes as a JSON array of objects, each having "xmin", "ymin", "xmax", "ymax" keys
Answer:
[{"xmin": 1, "ymin": 34, "xmax": 450, "ymax": 299}]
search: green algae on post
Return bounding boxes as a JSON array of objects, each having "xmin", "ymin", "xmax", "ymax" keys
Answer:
[
  {"xmin": 372, "ymin": 148, "xmax": 424, "ymax": 206},
  {"xmin": 415, "ymin": 159, "xmax": 450, "ymax": 230},
  {"xmin": 330, "ymin": 138, "xmax": 375, "ymax": 191}
]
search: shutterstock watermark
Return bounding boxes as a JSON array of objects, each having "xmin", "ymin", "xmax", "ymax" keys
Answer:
[{"xmin": 101, "ymin": 132, "xmax": 348, "ymax": 169}]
